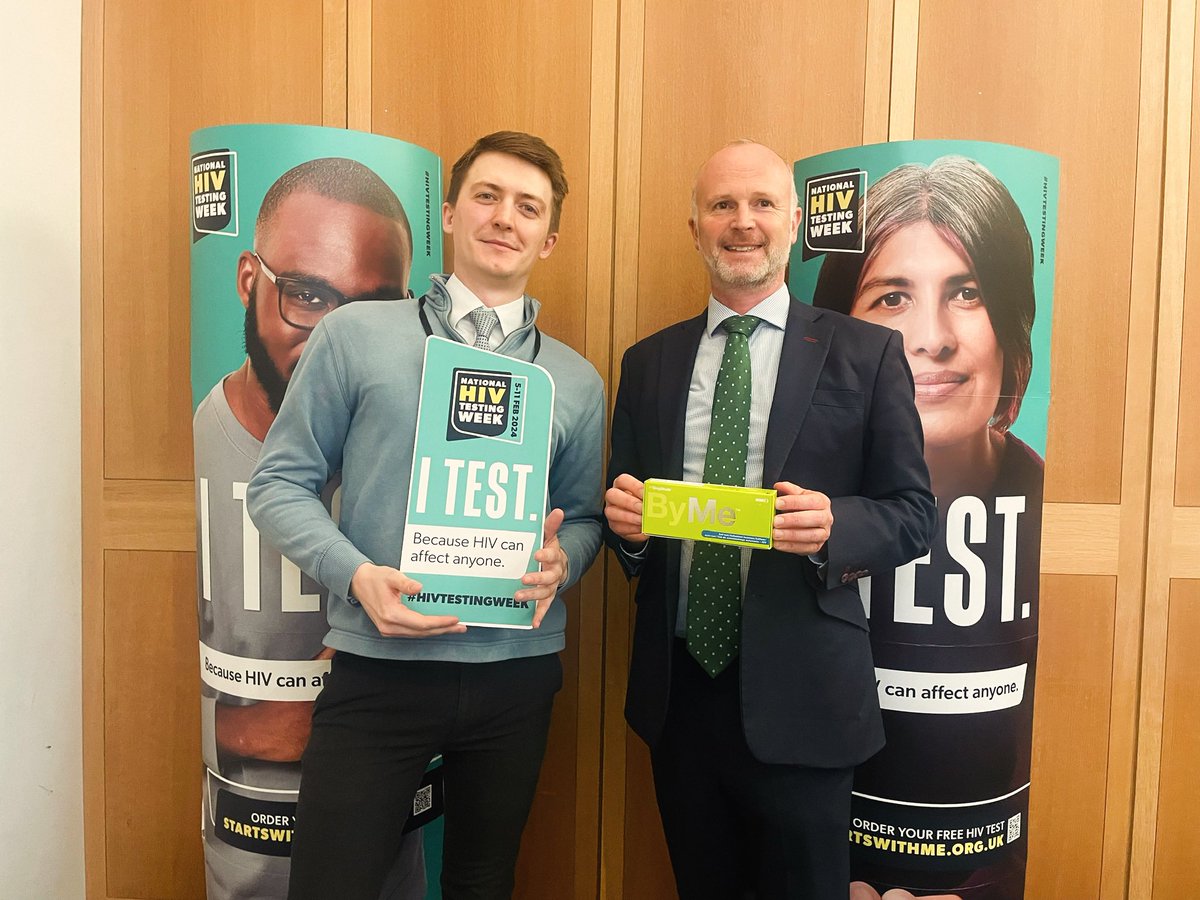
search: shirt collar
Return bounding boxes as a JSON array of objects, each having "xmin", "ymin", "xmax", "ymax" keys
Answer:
[
  {"xmin": 706, "ymin": 283, "xmax": 790, "ymax": 336},
  {"xmin": 446, "ymin": 274, "xmax": 527, "ymax": 339}
]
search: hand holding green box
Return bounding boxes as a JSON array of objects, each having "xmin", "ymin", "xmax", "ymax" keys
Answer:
[{"xmin": 641, "ymin": 479, "xmax": 777, "ymax": 549}]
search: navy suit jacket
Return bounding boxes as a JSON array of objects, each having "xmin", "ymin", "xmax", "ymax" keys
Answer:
[{"xmin": 606, "ymin": 297, "xmax": 936, "ymax": 768}]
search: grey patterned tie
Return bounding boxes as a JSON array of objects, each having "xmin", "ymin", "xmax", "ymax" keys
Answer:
[
  {"xmin": 468, "ymin": 307, "xmax": 500, "ymax": 350},
  {"xmin": 686, "ymin": 314, "xmax": 761, "ymax": 677}
]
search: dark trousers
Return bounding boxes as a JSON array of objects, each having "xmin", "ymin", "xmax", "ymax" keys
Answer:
[
  {"xmin": 651, "ymin": 642, "xmax": 854, "ymax": 900},
  {"xmin": 287, "ymin": 651, "xmax": 561, "ymax": 900}
]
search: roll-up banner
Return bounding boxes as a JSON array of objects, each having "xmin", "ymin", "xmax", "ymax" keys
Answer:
[
  {"xmin": 190, "ymin": 124, "xmax": 444, "ymax": 900},
  {"xmin": 788, "ymin": 141, "xmax": 1059, "ymax": 900}
]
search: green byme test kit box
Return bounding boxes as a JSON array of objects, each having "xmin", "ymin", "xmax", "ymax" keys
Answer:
[{"xmin": 641, "ymin": 479, "xmax": 777, "ymax": 549}]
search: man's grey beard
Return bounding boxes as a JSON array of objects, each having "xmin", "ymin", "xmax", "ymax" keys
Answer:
[{"xmin": 704, "ymin": 241, "xmax": 790, "ymax": 288}]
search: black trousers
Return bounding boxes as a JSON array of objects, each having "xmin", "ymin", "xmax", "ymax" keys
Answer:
[
  {"xmin": 287, "ymin": 651, "xmax": 561, "ymax": 900},
  {"xmin": 651, "ymin": 642, "xmax": 854, "ymax": 900}
]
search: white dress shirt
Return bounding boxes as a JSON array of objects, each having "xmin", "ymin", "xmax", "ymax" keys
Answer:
[{"xmin": 445, "ymin": 274, "xmax": 526, "ymax": 351}]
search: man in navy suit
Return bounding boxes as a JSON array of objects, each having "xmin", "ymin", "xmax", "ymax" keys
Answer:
[{"xmin": 604, "ymin": 140, "xmax": 937, "ymax": 900}]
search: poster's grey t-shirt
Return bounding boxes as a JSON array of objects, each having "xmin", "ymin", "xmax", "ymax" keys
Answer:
[{"xmin": 194, "ymin": 379, "xmax": 422, "ymax": 900}]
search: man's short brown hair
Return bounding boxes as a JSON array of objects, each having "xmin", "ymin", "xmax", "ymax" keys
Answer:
[{"xmin": 446, "ymin": 131, "xmax": 569, "ymax": 232}]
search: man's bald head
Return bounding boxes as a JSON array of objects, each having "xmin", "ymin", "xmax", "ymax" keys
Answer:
[
  {"xmin": 691, "ymin": 140, "xmax": 798, "ymax": 220},
  {"xmin": 688, "ymin": 140, "xmax": 803, "ymax": 306}
]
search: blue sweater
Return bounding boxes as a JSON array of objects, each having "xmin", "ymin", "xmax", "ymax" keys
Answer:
[{"xmin": 247, "ymin": 275, "xmax": 605, "ymax": 662}]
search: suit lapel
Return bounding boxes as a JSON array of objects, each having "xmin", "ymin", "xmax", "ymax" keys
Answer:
[
  {"xmin": 762, "ymin": 299, "xmax": 832, "ymax": 487},
  {"xmin": 657, "ymin": 312, "xmax": 707, "ymax": 479}
]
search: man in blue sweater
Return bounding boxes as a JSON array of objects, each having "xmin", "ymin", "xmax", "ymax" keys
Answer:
[{"xmin": 247, "ymin": 131, "xmax": 604, "ymax": 900}]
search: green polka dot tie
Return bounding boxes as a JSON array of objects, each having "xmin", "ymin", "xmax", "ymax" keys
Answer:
[{"xmin": 687, "ymin": 314, "xmax": 761, "ymax": 677}]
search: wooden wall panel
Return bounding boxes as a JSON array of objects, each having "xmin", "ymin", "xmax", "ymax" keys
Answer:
[
  {"xmin": 1175, "ymin": 1, "xmax": 1200, "ymax": 507},
  {"xmin": 1178, "ymin": 279, "xmax": 1200, "ymax": 499},
  {"xmin": 82, "ymin": 0, "xmax": 106, "ymax": 892},
  {"xmin": 603, "ymin": 0, "xmax": 646, "ymax": 883},
  {"xmin": 369, "ymin": 0, "xmax": 594, "ymax": 354},
  {"xmin": 101, "ymin": 0, "xmax": 328, "ymax": 481},
  {"xmin": 634, "ymin": 0, "xmax": 869, "ymax": 339},
  {"xmin": 1154, "ymin": 25, "xmax": 1200, "ymax": 900},
  {"xmin": 1152, "ymin": 580, "xmax": 1200, "ymax": 899},
  {"xmin": 103, "ymin": 550, "xmax": 202, "ymax": 898},
  {"xmin": 1025, "ymin": 575, "xmax": 1116, "ymax": 898},
  {"xmin": 1138, "ymin": 0, "xmax": 1197, "ymax": 895},
  {"xmin": 913, "ymin": 0, "xmax": 1143, "ymax": 504}
]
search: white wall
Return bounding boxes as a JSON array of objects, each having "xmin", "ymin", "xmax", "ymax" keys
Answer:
[{"xmin": 0, "ymin": 1, "xmax": 85, "ymax": 897}]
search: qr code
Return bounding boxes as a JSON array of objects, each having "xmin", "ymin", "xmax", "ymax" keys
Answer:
[
  {"xmin": 413, "ymin": 784, "xmax": 434, "ymax": 817},
  {"xmin": 1007, "ymin": 813, "xmax": 1022, "ymax": 843}
]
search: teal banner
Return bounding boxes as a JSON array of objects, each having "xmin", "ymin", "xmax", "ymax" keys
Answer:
[
  {"xmin": 190, "ymin": 124, "xmax": 443, "ymax": 900},
  {"xmin": 789, "ymin": 141, "xmax": 1059, "ymax": 900},
  {"xmin": 401, "ymin": 336, "xmax": 555, "ymax": 628}
]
